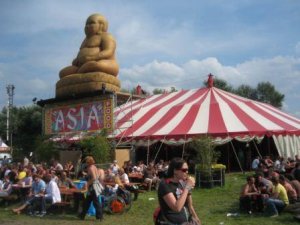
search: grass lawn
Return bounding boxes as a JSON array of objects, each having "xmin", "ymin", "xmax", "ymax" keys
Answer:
[{"xmin": 0, "ymin": 172, "xmax": 299, "ymax": 225}]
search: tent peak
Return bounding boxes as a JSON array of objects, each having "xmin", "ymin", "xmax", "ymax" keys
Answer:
[{"xmin": 207, "ymin": 73, "xmax": 214, "ymax": 88}]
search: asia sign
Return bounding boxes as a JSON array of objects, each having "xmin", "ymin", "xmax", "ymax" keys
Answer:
[{"xmin": 44, "ymin": 98, "xmax": 113, "ymax": 134}]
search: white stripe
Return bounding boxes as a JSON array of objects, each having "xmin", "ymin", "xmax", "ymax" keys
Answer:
[
  {"xmin": 154, "ymin": 91, "xmax": 208, "ymax": 135},
  {"xmin": 188, "ymin": 91, "xmax": 211, "ymax": 134},
  {"xmin": 253, "ymin": 102, "xmax": 300, "ymax": 129},
  {"xmin": 213, "ymin": 90, "xmax": 247, "ymax": 132},
  {"xmin": 133, "ymin": 90, "xmax": 198, "ymax": 136},
  {"xmin": 216, "ymin": 89, "xmax": 283, "ymax": 130},
  {"xmin": 115, "ymin": 94, "xmax": 161, "ymax": 122}
]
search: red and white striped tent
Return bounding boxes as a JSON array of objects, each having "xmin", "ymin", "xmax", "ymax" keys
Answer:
[{"xmin": 114, "ymin": 82, "xmax": 300, "ymax": 158}]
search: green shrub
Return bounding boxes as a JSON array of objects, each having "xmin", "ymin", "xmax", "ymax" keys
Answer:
[
  {"xmin": 34, "ymin": 135, "xmax": 59, "ymax": 162},
  {"xmin": 79, "ymin": 135, "xmax": 112, "ymax": 164}
]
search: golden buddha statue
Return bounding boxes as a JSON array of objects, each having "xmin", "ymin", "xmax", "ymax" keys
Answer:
[{"xmin": 56, "ymin": 13, "xmax": 121, "ymax": 98}]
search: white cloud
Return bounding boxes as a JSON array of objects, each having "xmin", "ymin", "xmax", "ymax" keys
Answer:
[
  {"xmin": 1, "ymin": 0, "xmax": 300, "ymax": 117},
  {"xmin": 120, "ymin": 56, "xmax": 300, "ymax": 115}
]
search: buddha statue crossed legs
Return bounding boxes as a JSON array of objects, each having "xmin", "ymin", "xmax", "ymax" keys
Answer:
[{"xmin": 56, "ymin": 14, "xmax": 120, "ymax": 98}]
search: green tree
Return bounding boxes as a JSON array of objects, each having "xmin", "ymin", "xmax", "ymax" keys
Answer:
[
  {"xmin": 189, "ymin": 136, "xmax": 219, "ymax": 171},
  {"xmin": 255, "ymin": 82, "xmax": 284, "ymax": 108},
  {"xmin": 0, "ymin": 105, "xmax": 42, "ymax": 159},
  {"xmin": 170, "ymin": 87, "xmax": 178, "ymax": 93},
  {"xmin": 153, "ymin": 88, "xmax": 166, "ymax": 95},
  {"xmin": 235, "ymin": 85, "xmax": 258, "ymax": 100},
  {"xmin": 153, "ymin": 87, "xmax": 178, "ymax": 95},
  {"xmin": 34, "ymin": 135, "xmax": 59, "ymax": 162},
  {"xmin": 79, "ymin": 135, "xmax": 112, "ymax": 164},
  {"xmin": 204, "ymin": 77, "xmax": 284, "ymax": 108}
]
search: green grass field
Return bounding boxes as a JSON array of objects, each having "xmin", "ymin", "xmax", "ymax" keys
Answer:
[{"xmin": 0, "ymin": 173, "xmax": 299, "ymax": 225}]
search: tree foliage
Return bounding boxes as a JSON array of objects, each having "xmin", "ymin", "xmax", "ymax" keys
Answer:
[
  {"xmin": 153, "ymin": 86, "xmax": 178, "ymax": 95},
  {"xmin": 255, "ymin": 82, "xmax": 284, "ymax": 108},
  {"xmin": 235, "ymin": 84, "xmax": 258, "ymax": 100},
  {"xmin": 78, "ymin": 135, "xmax": 112, "ymax": 164},
  {"xmin": 0, "ymin": 105, "xmax": 42, "ymax": 158},
  {"xmin": 204, "ymin": 77, "xmax": 284, "ymax": 108},
  {"xmin": 153, "ymin": 88, "xmax": 165, "ymax": 94},
  {"xmin": 34, "ymin": 135, "xmax": 59, "ymax": 162},
  {"xmin": 189, "ymin": 136, "xmax": 219, "ymax": 171}
]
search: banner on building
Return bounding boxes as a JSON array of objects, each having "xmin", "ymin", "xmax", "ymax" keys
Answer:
[{"xmin": 43, "ymin": 98, "xmax": 113, "ymax": 135}]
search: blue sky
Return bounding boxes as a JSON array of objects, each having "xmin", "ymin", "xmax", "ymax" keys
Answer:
[{"xmin": 0, "ymin": 0, "xmax": 300, "ymax": 117}]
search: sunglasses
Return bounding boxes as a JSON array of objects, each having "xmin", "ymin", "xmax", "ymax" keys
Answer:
[{"xmin": 180, "ymin": 168, "xmax": 189, "ymax": 173}]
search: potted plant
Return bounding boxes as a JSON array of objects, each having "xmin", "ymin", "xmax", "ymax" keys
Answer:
[{"xmin": 189, "ymin": 136, "xmax": 220, "ymax": 188}]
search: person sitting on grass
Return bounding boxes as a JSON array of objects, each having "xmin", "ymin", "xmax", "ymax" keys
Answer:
[
  {"xmin": 239, "ymin": 176, "xmax": 260, "ymax": 214},
  {"xmin": 285, "ymin": 174, "xmax": 300, "ymax": 201},
  {"xmin": 279, "ymin": 175, "xmax": 297, "ymax": 204},
  {"xmin": 265, "ymin": 176, "xmax": 289, "ymax": 217},
  {"xmin": 12, "ymin": 174, "xmax": 46, "ymax": 215},
  {"xmin": 255, "ymin": 172, "xmax": 273, "ymax": 194}
]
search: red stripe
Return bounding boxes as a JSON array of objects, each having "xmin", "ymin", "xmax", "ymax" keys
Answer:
[
  {"xmin": 141, "ymin": 89, "xmax": 208, "ymax": 136},
  {"xmin": 116, "ymin": 108, "xmax": 139, "ymax": 128},
  {"xmin": 115, "ymin": 93, "xmax": 175, "ymax": 129},
  {"xmin": 170, "ymin": 91, "xmax": 209, "ymax": 135},
  {"xmin": 208, "ymin": 90, "xmax": 227, "ymax": 134},
  {"xmin": 216, "ymin": 90, "xmax": 268, "ymax": 134},
  {"xmin": 256, "ymin": 102, "xmax": 300, "ymax": 124},
  {"xmin": 114, "ymin": 98, "xmax": 143, "ymax": 116},
  {"xmin": 247, "ymin": 102, "xmax": 297, "ymax": 130},
  {"xmin": 216, "ymin": 88, "xmax": 298, "ymax": 131},
  {"xmin": 116, "ymin": 90, "xmax": 189, "ymax": 138}
]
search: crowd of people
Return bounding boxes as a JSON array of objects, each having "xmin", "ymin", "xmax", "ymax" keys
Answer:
[
  {"xmin": 240, "ymin": 154, "xmax": 300, "ymax": 217},
  {"xmin": 0, "ymin": 156, "xmax": 173, "ymax": 220}
]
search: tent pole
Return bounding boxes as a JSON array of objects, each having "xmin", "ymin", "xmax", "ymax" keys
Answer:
[
  {"xmin": 147, "ymin": 138, "xmax": 150, "ymax": 165},
  {"xmin": 153, "ymin": 137, "xmax": 165, "ymax": 162},
  {"xmin": 267, "ymin": 137, "xmax": 271, "ymax": 156},
  {"xmin": 252, "ymin": 139, "xmax": 262, "ymax": 158},
  {"xmin": 181, "ymin": 136, "xmax": 186, "ymax": 159},
  {"xmin": 230, "ymin": 140, "xmax": 244, "ymax": 173},
  {"xmin": 227, "ymin": 143, "xmax": 230, "ymax": 172}
]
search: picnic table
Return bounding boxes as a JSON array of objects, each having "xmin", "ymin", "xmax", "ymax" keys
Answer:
[{"xmin": 128, "ymin": 173, "xmax": 144, "ymax": 183}]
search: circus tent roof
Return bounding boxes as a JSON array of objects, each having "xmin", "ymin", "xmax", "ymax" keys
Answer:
[{"xmin": 113, "ymin": 84, "xmax": 300, "ymax": 144}]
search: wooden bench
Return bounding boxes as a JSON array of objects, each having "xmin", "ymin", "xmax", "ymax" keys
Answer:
[{"xmin": 0, "ymin": 194, "xmax": 19, "ymax": 206}]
